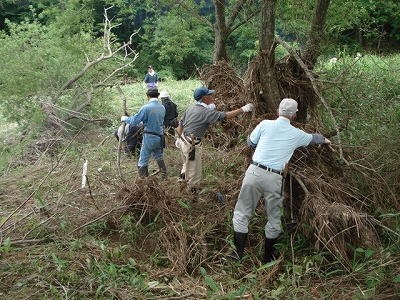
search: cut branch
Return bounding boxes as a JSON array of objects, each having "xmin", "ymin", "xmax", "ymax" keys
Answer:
[{"xmin": 49, "ymin": 6, "xmax": 139, "ymax": 125}]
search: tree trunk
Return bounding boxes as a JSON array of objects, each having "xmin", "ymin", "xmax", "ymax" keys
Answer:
[
  {"xmin": 175, "ymin": 0, "xmax": 260, "ymax": 63},
  {"xmin": 256, "ymin": 0, "xmax": 280, "ymax": 111},
  {"xmin": 213, "ymin": 1, "xmax": 229, "ymax": 63},
  {"xmin": 302, "ymin": 0, "xmax": 331, "ymax": 68},
  {"xmin": 213, "ymin": 0, "xmax": 229, "ymax": 62}
]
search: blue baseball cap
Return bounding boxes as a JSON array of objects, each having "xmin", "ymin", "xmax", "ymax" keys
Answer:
[{"xmin": 193, "ymin": 86, "xmax": 215, "ymax": 101}]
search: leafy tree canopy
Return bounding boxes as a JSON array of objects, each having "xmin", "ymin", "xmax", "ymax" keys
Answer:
[{"xmin": 0, "ymin": 3, "xmax": 129, "ymax": 126}]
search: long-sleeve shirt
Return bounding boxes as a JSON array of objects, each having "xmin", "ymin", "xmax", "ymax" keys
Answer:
[
  {"xmin": 144, "ymin": 72, "xmax": 158, "ymax": 84},
  {"xmin": 249, "ymin": 117, "xmax": 313, "ymax": 171},
  {"xmin": 180, "ymin": 103, "xmax": 226, "ymax": 138},
  {"xmin": 124, "ymin": 99, "xmax": 165, "ymax": 135}
]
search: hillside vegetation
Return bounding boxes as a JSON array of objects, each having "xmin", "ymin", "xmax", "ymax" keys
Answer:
[{"xmin": 0, "ymin": 58, "xmax": 399, "ymax": 299}]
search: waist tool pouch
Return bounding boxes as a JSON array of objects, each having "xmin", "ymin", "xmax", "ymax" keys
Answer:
[{"xmin": 188, "ymin": 145, "xmax": 195, "ymax": 161}]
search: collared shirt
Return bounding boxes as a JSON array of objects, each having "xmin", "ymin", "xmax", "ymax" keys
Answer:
[
  {"xmin": 180, "ymin": 103, "xmax": 226, "ymax": 138},
  {"xmin": 124, "ymin": 98, "xmax": 165, "ymax": 135},
  {"xmin": 249, "ymin": 117, "xmax": 312, "ymax": 171},
  {"xmin": 196, "ymin": 101, "xmax": 215, "ymax": 110}
]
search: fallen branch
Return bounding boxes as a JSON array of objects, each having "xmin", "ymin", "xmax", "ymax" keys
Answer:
[
  {"xmin": 116, "ymin": 85, "xmax": 127, "ymax": 183},
  {"xmin": 4, "ymin": 238, "xmax": 53, "ymax": 247},
  {"xmin": 67, "ymin": 207, "xmax": 126, "ymax": 236}
]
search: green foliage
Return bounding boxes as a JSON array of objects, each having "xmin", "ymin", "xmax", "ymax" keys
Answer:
[
  {"xmin": 200, "ymin": 267, "xmax": 219, "ymax": 293},
  {"xmin": 2, "ymin": 0, "xmax": 400, "ymax": 83},
  {"xmin": 363, "ymin": 0, "xmax": 400, "ymax": 41},
  {"xmin": 275, "ymin": 1, "xmax": 310, "ymax": 43},
  {"xmin": 318, "ymin": 54, "xmax": 400, "ymax": 204},
  {"xmin": 228, "ymin": 18, "xmax": 259, "ymax": 71},
  {"xmin": 0, "ymin": 237, "xmax": 13, "ymax": 253},
  {"xmin": 140, "ymin": 10, "xmax": 214, "ymax": 79},
  {"xmin": 0, "ymin": 4, "xmax": 128, "ymax": 128}
]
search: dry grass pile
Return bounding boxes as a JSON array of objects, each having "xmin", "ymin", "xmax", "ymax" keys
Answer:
[{"xmin": 115, "ymin": 177, "xmax": 223, "ymax": 276}]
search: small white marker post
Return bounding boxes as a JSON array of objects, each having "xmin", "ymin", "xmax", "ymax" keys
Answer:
[{"xmin": 81, "ymin": 159, "xmax": 88, "ymax": 188}]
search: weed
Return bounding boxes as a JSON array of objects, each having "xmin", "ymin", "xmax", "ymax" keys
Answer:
[{"xmin": 0, "ymin": 237, "xmax": 13, "ymax": 253}]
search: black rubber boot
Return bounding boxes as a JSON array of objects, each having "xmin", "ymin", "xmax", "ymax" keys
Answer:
[
  {"xmin": 156, "ymin": 159, "xmax": 167, "ymax": 179},
  {"xmin": 263, "ymin": 237, "xmax": 278, "ymax": 263},
  {"xmin": 227, "ymin": 231, "xmax": 248, "ymax": 261},
  {"xmin": 138, "ymin": 165, "xmax": 149, "ymax": 179}
]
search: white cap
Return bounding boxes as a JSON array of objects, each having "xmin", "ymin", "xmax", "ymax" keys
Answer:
[
  {"xmin": 160, "ymin": 91, "xmax": 169, "ymax": 98},
  {"xmin": 279, "ymin": 98, "xmax": 298, "ymax": 116}
]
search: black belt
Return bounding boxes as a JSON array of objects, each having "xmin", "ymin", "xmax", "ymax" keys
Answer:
[
  {"xmin": 251, "ymin": 162, "xmax": 283, "ymax": 176},
  {"xmin": 144, "ymin": 131, "xmax": 163, "ymax": 138},
  {"xmin": 184, "ymin": 134, "xmax": 201, "ymax": 145}
]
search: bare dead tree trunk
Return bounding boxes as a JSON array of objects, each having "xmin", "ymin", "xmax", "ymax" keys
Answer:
[{"xmin": 246, "ymin": 0, "xmax": 280, "ymax": 113}]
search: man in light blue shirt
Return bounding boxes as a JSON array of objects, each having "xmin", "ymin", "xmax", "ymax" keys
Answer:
[
  {"xmin": 229, "ymin": 98, "xmax": 331, "ymax": 263},
  {"xmin": 121, "ymin": 88, "xmax": 166, "ymax": 179}
]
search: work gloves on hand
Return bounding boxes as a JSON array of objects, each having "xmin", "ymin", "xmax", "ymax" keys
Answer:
[
  {"xmin": 323, "ymin": 138, "xmax": 331, "ymax": 144},
  {"xmin": 241, "ymin": 103, "xmax": 254, "ymax": 113},
  {"xmin": 121, "ymin": 116, "xmax": 127, "ymax": 122},
  {"xmin": 175, "ymin": 139, "xmax": 180, "ymax": 149}
]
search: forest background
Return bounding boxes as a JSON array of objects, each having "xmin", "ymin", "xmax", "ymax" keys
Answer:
[{"xmin": 0, "ymin": 0, "xmax": 399, "ymax": 299}]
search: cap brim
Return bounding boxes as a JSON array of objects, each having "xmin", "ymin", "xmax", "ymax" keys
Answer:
[{"xmin": 207, "ymin": 90, "xmax": 215, "ymax": 95}]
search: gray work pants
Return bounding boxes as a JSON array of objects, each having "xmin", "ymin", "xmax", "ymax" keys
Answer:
[{"xmin": 232, "ymin": 164, "xmax": 283, "ymax": 239}]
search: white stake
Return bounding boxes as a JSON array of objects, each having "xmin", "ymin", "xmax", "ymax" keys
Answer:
[{"xmin": 81, "ymin": 159, "xmax": 88, "ymax": 188}]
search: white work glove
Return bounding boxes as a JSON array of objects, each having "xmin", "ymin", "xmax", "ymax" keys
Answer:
[
  {"xmin": 323, "ymin": 138, "xmax": 331, "ymax": 144},
  {"xmin": 241, "ymin": 103, "xmax": 254, "ymax": 113},
  {"xmin": 175, "ymin": 138, "xmax": 180, "ymax": 148},
  {"xmin": 121, "ymin": 116, "xmax": 127, "ymax": 122}
]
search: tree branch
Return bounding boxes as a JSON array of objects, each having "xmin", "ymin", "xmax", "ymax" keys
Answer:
[
  {"xmin": 174, "ymin": 0, "xmax": 213, "ymax": 28},
  {"xmin": 276, "ymin": 36, "xmax": 344, "ymax": 159},
  {"xmin": 116, "ymin": 85, "xmax": 127, "ymax": 183},
  {"xmin": 52, "ymin": 6, "xmax": 139, "ymax": 123}
]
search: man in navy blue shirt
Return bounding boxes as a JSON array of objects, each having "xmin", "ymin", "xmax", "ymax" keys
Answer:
[
  {"xmin": 143, "ymin": 66, "xmax": 158, "ymax": 89},
  {"xmin": 160, "ymin": 90, "xmax": 179, "ymax": 137}
]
